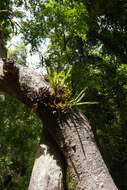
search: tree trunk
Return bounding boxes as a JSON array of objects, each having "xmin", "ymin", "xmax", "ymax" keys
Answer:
[
  {"xmin": 28, "ymin": 128, "xmax": 67, "ymax": 190},
  {"xmin": 0, "ymin": 60, "xmax": 118, "ymax": 189},
  {"xmin": 38, "ymin": 107, "xmax": 118, "ymax": 190}
]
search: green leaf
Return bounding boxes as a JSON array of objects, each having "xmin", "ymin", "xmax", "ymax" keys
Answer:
[
  {"xmin": 75, "ymin": 102, "xmax": 99, "ymax": 106},
  {"xmin": 74, "ymin": 89, "xmax": 86, "ymax": 102}
]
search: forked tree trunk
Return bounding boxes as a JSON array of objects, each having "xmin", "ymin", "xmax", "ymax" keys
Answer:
[{"xmin": 0, "ymin": 58, "xmax": 118, "ymax": 190}]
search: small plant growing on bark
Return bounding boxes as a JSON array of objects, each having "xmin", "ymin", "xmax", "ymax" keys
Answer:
[
  {"xmin": 26, "ymin": 67, "xmax": 98, "ymax": 114},
  {"xmin": 47, "ymin": 67, "xmax": 98, "ymax": 113},
  {"xmin": 47, "ymin": 67, "xmax": 76, "ymax": 112}
]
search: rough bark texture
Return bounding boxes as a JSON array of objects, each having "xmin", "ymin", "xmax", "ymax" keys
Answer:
[
  {"xmin": 28, "ymin": 128, "xmax": 66, "ymax": 190},
  {"xmin": 39, "ymin": 108, "xmax": 118, "ymax": 190},
  {"xmin": 28, "ymin": 144, "xmax": 63, "ymax": 190},
  {"xmin": 0, "ymin": 59, "xmax": 118, "ymax": 189}
]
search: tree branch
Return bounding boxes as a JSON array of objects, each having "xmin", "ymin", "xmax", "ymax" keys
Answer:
[
  {"xmin": 0, "ymin": 10, "xmax": 10, "ymax": 14},
  {"xmin": 0, "ymin": 59, "xmax": 54, "ymax": 109}
]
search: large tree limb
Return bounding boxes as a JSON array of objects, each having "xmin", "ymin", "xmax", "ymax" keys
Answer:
[
  {"xmin": 0, "ymin": 59, "xmax": 65, "ymax": 190},
  {"xmin": 0, "ymin": 59, "xmax": 54, "ymax": 106}
]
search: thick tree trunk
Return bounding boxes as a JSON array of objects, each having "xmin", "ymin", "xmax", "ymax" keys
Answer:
[
  {"xmin": 39, "ymin": 108, "xmax": 118, "ymax": 190},
  {"xmin": 0, "ymin": 59, "xmax": 118, "ymax": 189}
]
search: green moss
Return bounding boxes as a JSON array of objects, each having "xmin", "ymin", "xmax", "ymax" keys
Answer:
[{"xmin": 66, "ymin": 169, "xmax": 76, "ymax": 190}]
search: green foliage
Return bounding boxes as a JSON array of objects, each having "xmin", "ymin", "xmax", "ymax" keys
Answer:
[
  {"xmin": 47, "ymin": 66, "xmax": 72, "ymax": 91},
  {"xmin": 0, "ymin": 95, "xmax": 41, "ymax": 190},
  {"xmin": 47, "ymin": 67, "xmax": 98, "ymax": 113},
  {"xmin": 66, "ymin": 169, "xmax": 76, "ymax": 190},
  {"xmin": 0, "ymin": 0, "xmax": 14, "ymax": 41},
  {"xmin": 8, "ymin": 44, "xmax": 27, "ymax": 65},
  {"xmin": 47, "ymin": 67, "xmax": 73, "ymax": 112},
  {"xmin": 72, "ymin": 88, "xmax": 98, "ymax": 106}
]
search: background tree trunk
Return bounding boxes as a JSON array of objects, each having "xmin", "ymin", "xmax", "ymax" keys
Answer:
[
  {"xmin": 28, "ymin": 128, "xmax": 67, "ymax": 190},
  {"xmin": 0, "ymin": 30, "xmax": 7, "ymax": 58}
]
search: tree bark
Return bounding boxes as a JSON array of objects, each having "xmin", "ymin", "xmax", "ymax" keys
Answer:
[
  {"xmin": 28, "ymin": 128, "xmax": 67, "ymax": 190},
  {"xmin": 0, "ymin": 59, "xmax": 118, "ymax": 189},
  {"xmin": 39, "ymin": 107, "xmax": 118, "ymax": 190}
]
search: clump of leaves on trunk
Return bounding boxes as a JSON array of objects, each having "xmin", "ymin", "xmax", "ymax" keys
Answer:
[{"xmin": 47, "ymin": 67, "xmax": 98, "ymax": 113}]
